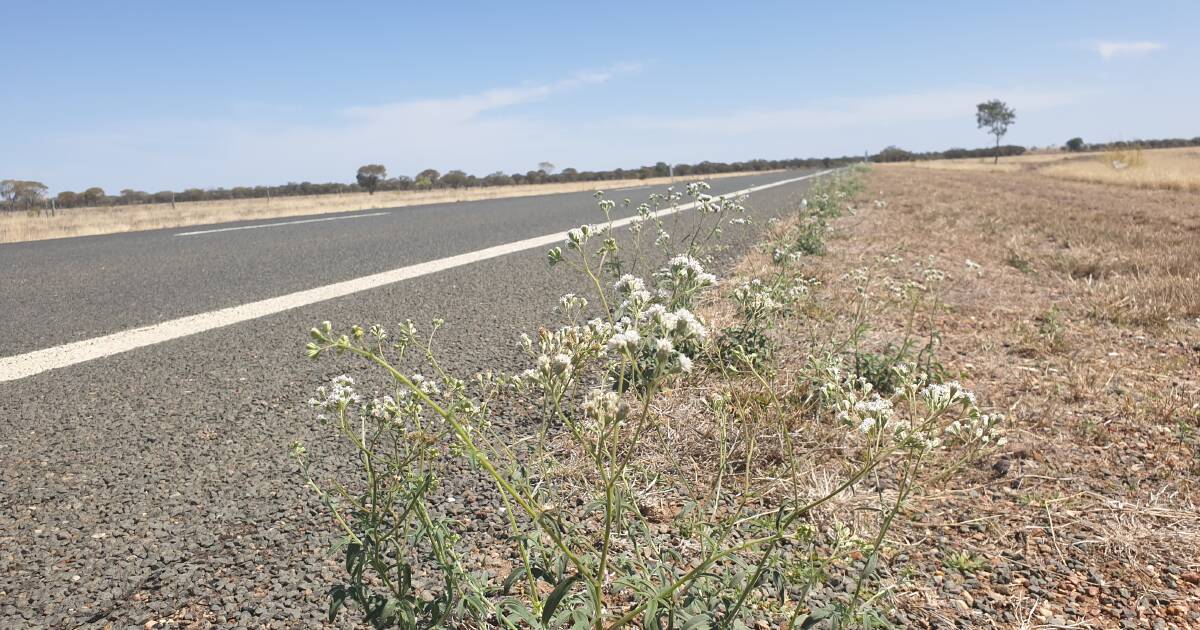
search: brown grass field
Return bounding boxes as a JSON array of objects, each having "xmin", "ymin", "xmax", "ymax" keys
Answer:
[
  {"xmin": 0, "ymin": 170, "xmax": 777, "ymax": 244},
  {"xmin": 765, "ymin": 166, "xmax": 1199, "ymax": 625},
  {"xmin": 899, "ymin": 145, "xmax": 1200, "ymax": 192}
]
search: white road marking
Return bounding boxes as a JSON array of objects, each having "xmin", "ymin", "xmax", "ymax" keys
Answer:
[
  {"xmin": 174, "ymin": 211, "xmax": 391, "ymax": 236},
  {"xmin": 1, "ymin": 170, "xmax": 834, "ymax": 382}
]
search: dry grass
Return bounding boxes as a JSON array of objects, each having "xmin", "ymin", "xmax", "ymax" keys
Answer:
[
  {"xmin": 819, "ymin": 165, "xmax": 1200, "ymax": 625},
  {"xmin": 899, "ymin": 150, "xmax": 1078, "ymax": 173},
  {"xmin": 892, "ymin": 146, "xmax": 1200, "ymax": 192},
  {"xmin": 538, "ymin": 166, "xmax": 1200, "ymax": 625},
  {"xmin": 0, "ymin": 170, "xmax": 777, "ymax": 244},
  {"xmin": 1040, "ymin": 147, "xmax": 1200, "ymax": 192}
]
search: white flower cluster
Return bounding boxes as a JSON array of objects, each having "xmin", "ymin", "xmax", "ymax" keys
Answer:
[
  {"xmin": 815, "ymin": 357, "xmax": 1005, "ymax": 452},
  {"xmin": 613, "ymin": 274, "xmax": 653, "ymax": 312},
  {"xmin": 667, "ymin": 255, "xmax": 717, "ymax": 284},
  {"xmin": 920, "ymin": 380, "xmax": 976, "ymax": 410},
  {"xmin": 600, "ymin": 300, "xmax": 706, "ymax": 375},
  {"xmin": 581, "ymin": 389, "xmax": 631, "ymax": 425},
  {"xmin": 771, "ymin": 248, "xmax": 805, "ymax": 266},
  {"xmin": 820, "ymin": 362, "xmax": 896, "ymax": 435},
  {"xmin": 883, "ymin": 277, "xmax": 927, "ymax": 300},
  {"xmin": 408, "ymin": 373, "xmax": 442, "ymax": 398},
  {"xmin": 565, "ymin": 223, "xmax": 605, "ymax": 250},
  {"xmin": 606, "ymin": 329, "xmax": 641, "ymax": 353},
  {"xmin": 516, "ymin": 318, "xmax": 613, "ymax": 393},
  {"xmin": 853, "ymin": 396, "xmax": 895, "ymax": 434},
  {"xmin": 732, "ymin": 277, "xmax": 809, "ymax": 325},
  {"xmin": 359, "ymin": 394, "xmax": 398, "ymax": 422},
  {"xmin": 308, "ymin": 374, "xmax": 361, "ymax": 417},
  {"xmin": 654, "ymin": 255, "xmax": 717, "ymax": 307},
  {"xmin": 558, "ymin": 293, "xmax": 589, "ymax": 317},
  {"xmin": 945, "ymin": 412, "xmax": 1007, "ymax": 447}
]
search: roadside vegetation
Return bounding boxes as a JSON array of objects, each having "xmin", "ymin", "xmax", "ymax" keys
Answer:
[
  {"xmin": 295, "ymin": 169, "xmax": 1019, "ymax": 627},
  {"xmin": 295, "ymin": 153, "xmax": 1199, "ymax": 627}
]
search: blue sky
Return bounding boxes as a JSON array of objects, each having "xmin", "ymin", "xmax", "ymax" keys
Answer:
[{"xmin": 2, "ymin": 1, "xmax": 1195, "ymax": 192}]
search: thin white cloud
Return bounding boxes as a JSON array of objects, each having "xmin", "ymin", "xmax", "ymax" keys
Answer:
[
  {"xmin": 1092, "ymin": 41, "xmax": 1166, "ymax": 60},
  {"xmin": 33, "ymin": 64, "xmax": 642, "ymax": 191},
  {"xmin": 343, "ymin": 62, "xmax": 641, "ymax": 124}
]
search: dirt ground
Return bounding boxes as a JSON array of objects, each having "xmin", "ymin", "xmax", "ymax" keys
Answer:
[{"xmin": 819, "ymin": 166, "xmax": 1200, "ymax": 627}]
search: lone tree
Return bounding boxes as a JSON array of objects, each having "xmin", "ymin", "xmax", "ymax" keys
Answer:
[
  {"xmin": 415, "ymin": 169, "xmax": 440, "ymax": 189},
  {"xmin": 537, "ymin": 161, "xmax": 556, "ymax": 175},
  {"xmin": 81, "ymin": 186, "xmax": 106, "ymax": 206},
  {"xmin": 355, "ymin": 164, "xmax": 387, "ymax": 195},
  {"xmin": 975, "ymin": 99, "xmax": 1016, "ymax": 164},
  {"xmin": 1066, "ymin": 137, "xmax": 1085, "ymax": 152}
]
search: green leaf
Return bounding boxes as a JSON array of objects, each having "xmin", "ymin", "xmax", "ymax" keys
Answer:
[
  {"xmin": 398, "ymin": 563, "xmax": 412, "ymax": 598},
  {"xmin": 379, "ymin": 597, "xmax": 399, "ymax": 623},
  {"xmin": 643, "ymin": 597, "xmax": 658, "ymax": 629},
  {"xmin": 498, "ymin": 599, "xmax": 541, "ymax": 628},
  {"xmin": 541, "ymin": 573, "xmax": 582, "ymax": 626},
  {"xmin": 327, "ymin": 585, "xmax": 348, "ymax": 623},
  {"xmin": 500, "ymin": 565, "xmax": 548, "ymax": 595},
  {"xmin": 344, "ymin": 541, "xmax": 363, "ymax": 574},
  {"xmin": 799, "ymin": 605, "xmax": 833, "ymax": 629},
  {"xmin": 681, "ymin": 614, "xmax": 711, "ymax": 630}
]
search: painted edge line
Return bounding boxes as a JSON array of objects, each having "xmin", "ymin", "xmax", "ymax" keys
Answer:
[
  {"xmin": 1, "ymin": 170, "xmax": 835, "ymax": 382},
  {"xmin": 175, "ymin": 211, "xmax": 392, "ymax": 236}
]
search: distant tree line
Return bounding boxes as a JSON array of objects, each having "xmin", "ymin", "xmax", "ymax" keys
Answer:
[
  {"xmin": 871, "ymin": 145, "xmax": 1029, "ymax": 163},
  {"xmin": 5, "ymin": 156, "xmax": 860, "ymax": 212},
  {"xmin": 1061, "ymin": 136, "xmax": 1200, "ymax": 153},
  {"xmin": 870, "ymin": 135, "xmax": 1200, "ymax": 164},
  {"xmin": 9, "ymin": 135, "xmax": 1200, "ymax": 213}
]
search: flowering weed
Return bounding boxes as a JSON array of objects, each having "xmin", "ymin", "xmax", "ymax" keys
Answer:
[{"xmin": 294, "ymin": 169, "xmax": 1006, "ymax": 627}]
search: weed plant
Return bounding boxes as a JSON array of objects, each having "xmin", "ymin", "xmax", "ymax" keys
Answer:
[{"xmin": 294, "ymin": 170, "xmax": 1005, "ymax": 628}]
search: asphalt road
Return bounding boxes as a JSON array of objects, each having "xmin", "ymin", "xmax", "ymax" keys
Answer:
[
  {"xmin": 0, "ymin": 170, "xmax": 823, "ymax": 627},
  {"xmin": 0, "ymin": 171, "xmax": 796, "ymax": 357}
]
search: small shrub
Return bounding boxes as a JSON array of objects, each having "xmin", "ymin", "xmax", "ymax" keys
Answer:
[
  {"xmin": 1006, "ymin": 249, "xmax": 1033, "ymax": 274},
  {"xmin": 943, "ymin": 549, "xmax": 988, "ymax": 574},
  {"xmin": 854, "ymin": 350, "xmax": 904, "ymax": 395},
  {"xmin": 715, "ymin": 324, "xmax": 773, "ymax": 370}
]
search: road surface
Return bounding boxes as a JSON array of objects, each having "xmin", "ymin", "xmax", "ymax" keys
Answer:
[{"xmin": 0, "ymin": 170, "xmax": 825, "ymax": 627}]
